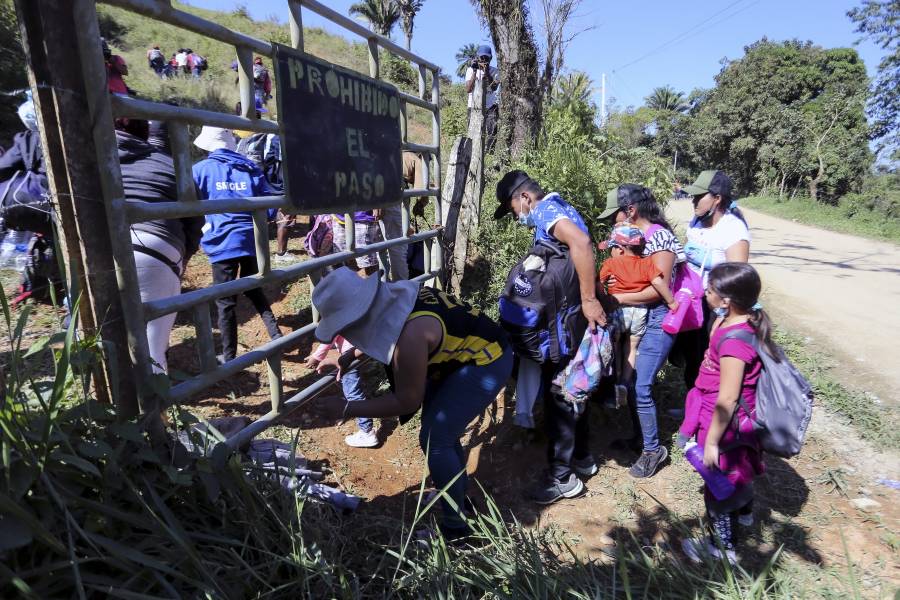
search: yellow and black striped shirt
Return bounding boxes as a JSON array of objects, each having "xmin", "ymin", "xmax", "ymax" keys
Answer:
[{"xmin": 408, "ymin": 287, "xmax": 507, "ymax": 380}]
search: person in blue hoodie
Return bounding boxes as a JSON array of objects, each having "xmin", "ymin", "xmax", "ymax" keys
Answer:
[{"xmin": 193, "ymin": 126, "xmax": 282, "ymax": 363}]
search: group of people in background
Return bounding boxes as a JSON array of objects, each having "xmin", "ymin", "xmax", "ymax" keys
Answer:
[{"xmin": 146, "ymin": 45, "xmax": 208, "ymax": 79}]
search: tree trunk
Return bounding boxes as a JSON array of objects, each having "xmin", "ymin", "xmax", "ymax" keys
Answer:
[
  {"xmin": 808, "ymin": 152, "xmax": 824, "ymax": 202},
  {"xmin": 405, "ymin": 33, "xmax": 412, "ymax": 52},
  {"xmin": 475, "ymin": 0, "xmax": 541, "ymax": 158}
]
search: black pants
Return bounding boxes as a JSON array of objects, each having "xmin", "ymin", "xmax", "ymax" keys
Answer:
[
  {"xmin": 543, "ymin": 363, "xmax": 591, "ymax": 481},
  {"xmin": 211, "ymin": 255, "xmax": 281, "ymax": 361}
]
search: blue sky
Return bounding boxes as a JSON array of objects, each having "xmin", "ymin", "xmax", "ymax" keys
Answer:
[{"xmin": 188, "ymin": 0, "xmax": 882, "ymax": 110}]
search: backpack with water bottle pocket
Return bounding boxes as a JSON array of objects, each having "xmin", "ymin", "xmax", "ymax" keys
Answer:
[
  {"xmin": 717, "ymin": 328, "xmax": 814, "ymax": 458},
  {"xmin": 498, "ymin": 239, "xmax": 587, "ymax": 365}
]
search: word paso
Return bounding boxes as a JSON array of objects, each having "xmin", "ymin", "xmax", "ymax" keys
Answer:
[{"xmin": 274, "ymin": 44, "xmax": 402, "ymax": 213}]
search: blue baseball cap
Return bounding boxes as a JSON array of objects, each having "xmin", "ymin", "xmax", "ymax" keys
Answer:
[{"xmin": 476, "ymin": 45, "xmax": 492, "ymax": 59}]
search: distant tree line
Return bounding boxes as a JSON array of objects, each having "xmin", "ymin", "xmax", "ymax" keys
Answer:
[{"xmin": 607, "ymin": 39, "xmax": 873, "ymax": 204}]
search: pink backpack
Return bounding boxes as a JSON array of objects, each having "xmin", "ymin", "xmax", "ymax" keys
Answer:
[
  {"xmin": 645, "ymin": 224, "xmax": 703, "ymax": 332},
  {"xmin": 304, "ymin": 214, "xmax": 333, "ymax": 257}
]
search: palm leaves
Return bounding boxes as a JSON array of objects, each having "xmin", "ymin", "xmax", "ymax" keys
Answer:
[
  {"xmin": 645, "ymin": 85, "xmax": 688, "ymax": 113},
  {"xmin": 349, "ymin": 0, "xmax": 401, "ymax": 37},
  {"xmin": 397, "ymin": 0, "xmax": 424, "ymax": 51},
  {"xmin": 455, "ymin": 43, "xmax": 479, "ymax": 78},
  {"xmin": 554, "ymin": 71, "xmax": 593, "ymax": 109}
]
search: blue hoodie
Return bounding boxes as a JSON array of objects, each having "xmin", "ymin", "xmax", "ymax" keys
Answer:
[{"xmin": 192, "ymin": 148, "xmax": 278, "ymax": 263}]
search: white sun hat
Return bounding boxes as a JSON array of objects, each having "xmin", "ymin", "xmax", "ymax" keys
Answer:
[
  {"xmin": 312, "ymin": 268, "xmax": 420, "ymax": 365},
  {"xmin": 193, "ymin": 126, "xmax": 236, "ymax": 152}
]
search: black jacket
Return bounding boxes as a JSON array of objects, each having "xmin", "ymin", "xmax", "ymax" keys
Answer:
[
  {"xmin": 0, "ymin": 129, "xmax": 46, "ymax": 184},
  {"xmin": 117, "ymin": 130, "xmax": 203, "ymax": 259}
]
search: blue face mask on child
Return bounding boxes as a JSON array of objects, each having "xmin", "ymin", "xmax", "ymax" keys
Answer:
[{"xmin": 712, "ymin": 306, "xmax": 728, "ymax": 318}]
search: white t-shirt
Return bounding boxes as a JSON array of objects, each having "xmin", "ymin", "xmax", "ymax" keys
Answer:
[
  {"xmin": 465, "ymin": 65, "xmax": 499, "ymax": 109},
  {"xmin": 684, "ymin": 213, "xmax": 751, "ymax": 285},
  {"xmin": 175, "ymin": 51, "xmax": 188, "ymax": 67}
]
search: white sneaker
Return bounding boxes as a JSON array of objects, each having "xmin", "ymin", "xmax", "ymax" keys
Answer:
[
  {"xmin": 272, "ymin": 253, "xmax": 296, "ymax": 265},
  {"xmin": 736, "ymin": 512, "xmax": 754, "ymax": 527},
  {"xmin": 681, "ymin": 537, "xmax": 737, "ymax": 565},
  {"xmin": 344, "ymin": 429, "xmax": 379, "ymax": 448}
]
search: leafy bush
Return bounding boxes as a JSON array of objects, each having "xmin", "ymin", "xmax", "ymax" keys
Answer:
[
  {"xmin": 381, "ymin": 52, "xmax": 417, "ymax": 92},
  {"xmin": 440, "ymin": 83, "xmax": 469, "ymax": 143},
  {"xmin": 840, "ymin": 173, "xmax": 900, "ymax": 220}
]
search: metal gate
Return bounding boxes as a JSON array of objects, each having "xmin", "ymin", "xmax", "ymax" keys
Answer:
[{"xmin": 62, "ymin": 0, "xmax": 443, "ymax": 445}]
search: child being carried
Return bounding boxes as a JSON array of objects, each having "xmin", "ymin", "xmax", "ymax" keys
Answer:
[{"xmin": 598, "ymin": 224, "xmax": 678, "ymax": 407}]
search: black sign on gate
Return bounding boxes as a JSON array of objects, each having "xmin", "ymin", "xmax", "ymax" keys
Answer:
[{"xmin": 273, "ymin": 44, "xmax": 403, "ymax": 213}]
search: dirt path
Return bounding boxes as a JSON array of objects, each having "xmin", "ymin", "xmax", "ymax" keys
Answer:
[{"xmin": 666, "ymin": 199, "xmax": 900, "ymax": 405}]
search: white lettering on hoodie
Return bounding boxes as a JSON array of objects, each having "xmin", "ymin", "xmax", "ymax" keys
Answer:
[{"xmin": 214, "ymin": 181, "xmax": 249, "ymax": 192}]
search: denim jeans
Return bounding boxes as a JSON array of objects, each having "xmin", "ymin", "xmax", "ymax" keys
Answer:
[
  {"xmin": 631, "ymin": 303, "xmax": 676, "ymax": 452},
  {"xmin": 419, "ymin": 350, "xmax": 513, "ymax": 530},
  {"xmin": 340, "ymin": 368, "xmax": 373, "ymax": 433}
]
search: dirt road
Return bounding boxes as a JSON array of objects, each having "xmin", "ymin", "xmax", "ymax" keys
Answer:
[{"xmin": 666, "ymin": 199, "xmax": 900, "ymax": 405}]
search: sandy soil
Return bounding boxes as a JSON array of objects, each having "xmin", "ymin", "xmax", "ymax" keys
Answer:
[{"xmin": 666, "ymin": 199, "xmax": 900, "ymax": 406}]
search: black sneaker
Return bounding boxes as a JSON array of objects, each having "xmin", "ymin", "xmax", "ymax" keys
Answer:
[
  {"xmin": 628, "ymin": 446, "xmax": 668, "ymax": 479},
  {"xmin": 573, "ymin": 455, "xmax": 599, "ymax": 477},
  {"xmin": 527, "ymin": 473, "xmax": 585, "ymax": 505}
]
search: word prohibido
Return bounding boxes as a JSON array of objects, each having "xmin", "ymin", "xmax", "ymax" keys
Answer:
[{"xmin": 286, "ymin": 57, "xmax": 400, "ymax": 119}]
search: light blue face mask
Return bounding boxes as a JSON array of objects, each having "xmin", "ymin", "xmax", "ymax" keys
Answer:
[
  {"xmin": 517, "ymin": 209, "xmax": 534, "ymax": 227},
  {"xmin": 18, "ymin": 100, "xmax": 38, "ymax": 132},
  {"xmin": 712, "ymin": 306, "xmax": 728, "ymax": 318}
]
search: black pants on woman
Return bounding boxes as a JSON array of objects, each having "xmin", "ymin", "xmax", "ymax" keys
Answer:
[{"xmin": 211, "ymin": 255, "xmax": 281, "ymax": 361}]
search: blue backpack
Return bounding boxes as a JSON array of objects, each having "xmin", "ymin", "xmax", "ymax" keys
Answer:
[{"xmin": 499, "ymin": 240, "xmax": 587, "ymax": 365}]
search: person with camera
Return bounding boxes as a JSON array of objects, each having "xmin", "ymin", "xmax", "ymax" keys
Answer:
[{"xmin": 464, "ymin": 45, "xmax": 500, "ymax": 152}]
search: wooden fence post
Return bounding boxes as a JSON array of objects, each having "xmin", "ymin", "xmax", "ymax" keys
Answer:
[
  {"xmin": 448, "ymin": 77, "xmax": 486, "ymax": 293},
  {"xmin": 14, "ymin": 0, "xmax": 141, "ymax": 416},
  {"xmin": 440, "ymin": 137, "xmax": 472, "ymax": 288}
]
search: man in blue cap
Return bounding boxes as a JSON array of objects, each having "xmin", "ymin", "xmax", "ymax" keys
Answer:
[{"xmin": 465, "ymin": 44, "xmax": 500, "ymax": 151}]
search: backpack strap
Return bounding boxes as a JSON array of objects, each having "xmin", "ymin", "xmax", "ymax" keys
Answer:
[
  {"xmin": 133, "ymin": 244, "xmax": 181, "ymax": 278},
  {"xmin": 644, "ymin": 224, "xmax": 663, "ymax": 238},
  {"xmin": 715, "ymin": 328, "xmax": 758, "ymax": 424}
]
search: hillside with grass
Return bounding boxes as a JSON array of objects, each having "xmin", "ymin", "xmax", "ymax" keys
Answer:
[{"xmin": 114, "ymin": 2, "xmax": 440, "ymax": 144}]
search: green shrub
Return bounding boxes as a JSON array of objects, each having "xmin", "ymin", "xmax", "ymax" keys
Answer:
[
  {"xmin": 840, "ymin": 173, "xmax": 900, "ymax": 220},
  {"xmin": 381, "ymin": 52, "xmax": 417, "ymax": 92}
]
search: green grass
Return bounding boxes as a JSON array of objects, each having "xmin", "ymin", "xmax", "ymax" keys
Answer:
[
  {"xmin": 773, "ymin": 327, "xmax": 899, "ymax": 450},
  {"xmin": 741, "ymin": 195, "xmax": 900, "ymax": 244}
]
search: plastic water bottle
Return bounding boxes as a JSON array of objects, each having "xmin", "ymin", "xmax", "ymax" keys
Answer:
[
  {"xmin": 662, "ymin": 288, "xmax": 693, "ymax": 334},
  {"xmin": 0, "ymin": 230, "xmax": 29, "ymax": 269},
  {"xmin": 684, "ymin": 441, "xmax": 736, "ymax": 501}
]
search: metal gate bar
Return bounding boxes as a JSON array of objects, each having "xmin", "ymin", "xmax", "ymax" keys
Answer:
[{"xmin": 73, "ymin": 0, "xmax": 444, "ymax": 440}]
